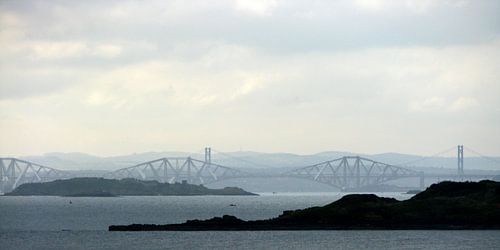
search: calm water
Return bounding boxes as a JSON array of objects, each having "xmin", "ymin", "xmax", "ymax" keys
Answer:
[{"xmin": 1, "ymin": 193, "xmax": 499, "ymax": 249}]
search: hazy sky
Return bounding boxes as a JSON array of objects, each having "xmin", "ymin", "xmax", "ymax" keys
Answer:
[{"xmin": 1, "ymin": 0, "xmax": 499, "ymax": 156}]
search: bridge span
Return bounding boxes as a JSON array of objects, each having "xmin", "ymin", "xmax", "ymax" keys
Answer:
[
  {"xmin": 0, "ymin": 158, "xmax": 69, "ymax": 193},
  {"xmin": 1, "ymin": 145, "xmax": 498, "ymax": 193},
  {"xmin": 103, "ymin": 155, "xmax": 427, "ymax": 190}
]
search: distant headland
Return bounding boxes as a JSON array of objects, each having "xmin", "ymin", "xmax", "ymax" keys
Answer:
[
  {"xmin": 110, "ymin": 180, "xmax": 500, "ymax": 230},
  {"xmin": 4, "ymin": 177, "xmax": 257, "ymax": 196}
]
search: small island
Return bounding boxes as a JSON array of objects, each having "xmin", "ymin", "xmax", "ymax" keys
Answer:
[
  {"xmin": 5, "ymin": 177, "xmax": 257, "ymax": 196},
  {"xmin": 63, "ymin": 191, "xmax": 118, "ymax": 197},
  {"xmin": 110, "ymin": 180, "xmax": 500, "ymax": 231}
]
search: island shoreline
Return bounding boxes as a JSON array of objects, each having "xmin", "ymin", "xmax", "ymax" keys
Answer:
[
  {"xmin": 109, "ymin": 180, "xmax": 500, "ymax": 231},
  {"xmin": 5, "ymin": 177, "xmax": 258, "ymax": 196}
]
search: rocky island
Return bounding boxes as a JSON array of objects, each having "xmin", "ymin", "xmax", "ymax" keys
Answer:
[
  {"xmin": 110, "ymin": 180, "xmax": 500, "ymax": 231},
  {"xmin": 5, "ymin": 177, "xmax": 257, "ymax": 196}
]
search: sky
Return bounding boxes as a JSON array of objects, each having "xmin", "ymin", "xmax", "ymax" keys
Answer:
[{"xmin": 0, "ymin": 0, "xmax": 499, "ymax": 157}]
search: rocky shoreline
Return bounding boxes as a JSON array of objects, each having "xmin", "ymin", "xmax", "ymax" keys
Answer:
[{"xmin": 109, "ymin": 180, "xmax": 500, "ymax": 231}]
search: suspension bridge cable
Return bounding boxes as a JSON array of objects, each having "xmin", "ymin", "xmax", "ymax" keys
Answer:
[
  {"xmin": 211, "ymin": 149, "xmax": 264, "ymax": 167},
  {"xmin": 463, "ymin": 146, "xmax": 500, "ymax": 165},
  {"xmin": 211, "ymin": 149, "xmax": 273, "ymax": 168},
  {"xmin": 394, "ymin": 146, "xmax": 457, "ymax": 166}
]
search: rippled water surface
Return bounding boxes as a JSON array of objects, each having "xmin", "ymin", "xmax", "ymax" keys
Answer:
[{"xmin": 1, "ymin": 193, "xmax": 499, "ymax": 249}]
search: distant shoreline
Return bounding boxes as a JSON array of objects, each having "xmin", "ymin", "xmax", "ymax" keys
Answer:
[
  {"xmin": 109, "ymin": 225, "xmax": 500, "ymax": 231},
  {"xmin": 62, "ymin": 192, "xmax": 118, "ymax": 197},
  {"xmin": 110, "ymin": 180, "xmax": 500, "ymax": 231},
  {"xmin": 5, "ymin": 177, "xmax": 258, "ymax": 197}
]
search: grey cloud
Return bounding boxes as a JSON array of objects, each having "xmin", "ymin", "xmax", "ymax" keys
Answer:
[
  {"xmin": 0, "ymin": 0, "xmax": 499, "ymax": 155},
  {"xmin": 0, "ymin": 68, "xmax": 82, "ymax": 100},
  {"xmin": 2, "ymin": 1, "xmax": 499, "ymax": 54}
]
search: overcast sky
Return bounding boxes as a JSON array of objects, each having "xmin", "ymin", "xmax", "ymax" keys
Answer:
[{"xmin": 0, "ymin": 0, "xmax": 499, "ymax": 157}]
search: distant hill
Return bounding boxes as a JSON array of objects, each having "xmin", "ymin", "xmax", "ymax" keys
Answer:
[{"xmin": 15, "ymin": 150, "xmax": 500, "ymax": 172}]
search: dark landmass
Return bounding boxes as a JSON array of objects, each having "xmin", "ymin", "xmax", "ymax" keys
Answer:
[
  {"xmin": 405, "ymin": 189, "xmax": 421, "ymax": 194},
  {"xmin": 343, "ymin": 184, "xmax": 415, "ymax": 192},
  {"xmin": 5, "ymin": 177, "xmax": 257, "ymax": 196},
  {"xmin": 63, "ymin": 191, "xmax": 118, "ymax": 197},
  {"xmin": 110, "ymin": 180, "xmax": 500, "ymax": 231}
]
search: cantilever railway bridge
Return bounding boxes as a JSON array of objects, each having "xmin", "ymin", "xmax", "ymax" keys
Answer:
[
  {"xmin": 0, "ymin": 158, "xmax": 69, "ymax": 193},
  {"xmin": 101, "ymin": 155, "xmax": 426, "ymax": 189},
  {"xmin": 1, "ymin": 146, "xmax": 498, "ymax": 193}
]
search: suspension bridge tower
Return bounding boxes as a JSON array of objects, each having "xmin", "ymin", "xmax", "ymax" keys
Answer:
[
  {"xmin": 204, "ymin": 147, "xmax": 211, "ymax": 164},
  {"xmin": 457, "ymin": 145, "xmax": 464, "ymax": 176}
]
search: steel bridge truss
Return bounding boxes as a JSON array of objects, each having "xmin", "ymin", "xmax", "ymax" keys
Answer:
[
  {"xmin": 284, "ymin": 156, "xmax": 424, "ymax": 190},
  {"xmin": 105, "ymin": 157, "xmax": 249, "ymax": 185},
  {"xmin": 0, "ymin": 156, "xmax": 428, "ymax": 192},
  {"xmin": 0, "ymin": 158, "xmax": 68, "ymax": 193}
]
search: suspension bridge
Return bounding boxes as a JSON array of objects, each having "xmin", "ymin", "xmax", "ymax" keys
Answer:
[{"xmin": 1, "ymin": 146, "xmax": 499, "ymax": 193}]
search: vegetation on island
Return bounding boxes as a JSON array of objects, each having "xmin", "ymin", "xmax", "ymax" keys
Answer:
[
  {"xmin": 5, "ymin": 177, "xmax": 257, "ymax": 196},
  {"xmin": 110, "ymin": 180, "xmax": 500, "ymax": 230}
]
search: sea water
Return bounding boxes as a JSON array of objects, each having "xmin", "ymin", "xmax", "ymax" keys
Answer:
[{"xmin": 1, "ymin": 193, "xmax": 499, "ymax": 249}]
